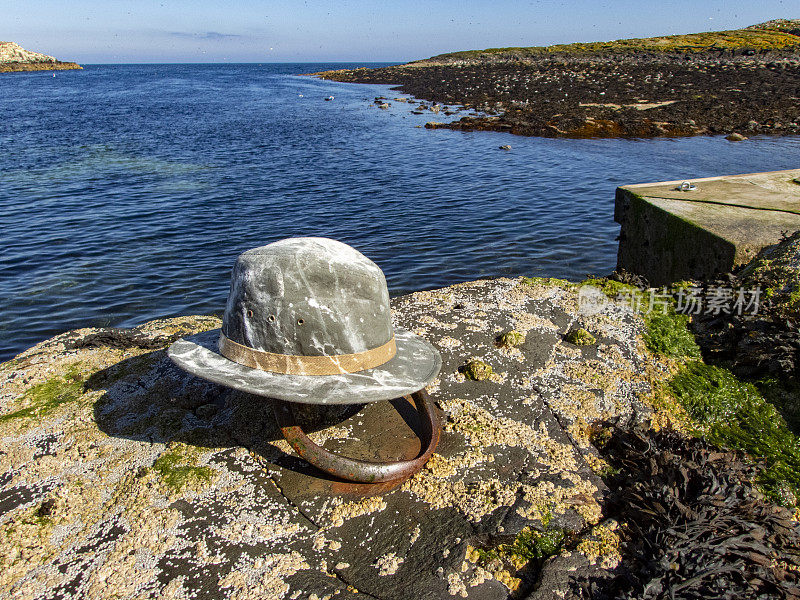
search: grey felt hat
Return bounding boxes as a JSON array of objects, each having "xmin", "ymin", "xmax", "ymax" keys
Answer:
[{"xmin": 168, "ymin": 237, "xmax": 442, "ymax": 404}]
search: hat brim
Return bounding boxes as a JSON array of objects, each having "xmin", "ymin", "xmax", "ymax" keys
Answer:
[{"xmin": 167, "ymin": 328, "xmax": 442, "ymax": 405}]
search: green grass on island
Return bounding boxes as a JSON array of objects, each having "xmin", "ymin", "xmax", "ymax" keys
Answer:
[{"xmin": 416, "ymin": 19, "xmax": 800, "ymax": 63}]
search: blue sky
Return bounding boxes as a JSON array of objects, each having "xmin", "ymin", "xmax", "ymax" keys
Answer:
[{"xmin": 4, "ymin": 1, "xmax": 796, "ymax": 63}]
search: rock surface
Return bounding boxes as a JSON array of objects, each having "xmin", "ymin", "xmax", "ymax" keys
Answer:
[
  {"xmin": 0, "ymin": 41, "xmax": 81, "ymax": 73},
  {"xmin": 0, "ymin": 278, "xmax": 669, "ymax": 599}
]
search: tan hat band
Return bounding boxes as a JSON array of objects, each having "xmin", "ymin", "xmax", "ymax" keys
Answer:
[{"xmin": 218, "ymin": 332, "xmax": 397, "ymax": 376}]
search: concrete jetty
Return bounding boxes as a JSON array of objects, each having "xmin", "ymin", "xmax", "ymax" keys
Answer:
[{"xmin": 615, "ymin": 168, "xmax": 800, "ymax": 285}]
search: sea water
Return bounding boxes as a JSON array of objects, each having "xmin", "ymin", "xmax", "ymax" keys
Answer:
[{"xmin": 2, "ymin": 63, "xmax": 799, "ymax": 360}]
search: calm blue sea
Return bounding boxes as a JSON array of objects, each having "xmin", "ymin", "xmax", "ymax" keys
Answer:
[{"xmin": 1, "ymin": 63, "xmax": 799, "ymax": 360}]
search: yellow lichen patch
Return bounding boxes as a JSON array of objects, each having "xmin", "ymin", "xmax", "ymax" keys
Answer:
[
  {"xmin": 562, "ymin": 359, "xmax": 637, "ymax": 400},
  {"xmin": 488, "ymin": 371, "xmax": 506, "ymax": 384},
  {"xmin": 441, "ymin": 397, "xmax": 583, "ymax": 475},
  {"xmin": 217, "ymin": 520, "xmax": 301, "ymax": 545},
  {"xmin": 409, "ymin": 523, "xmax": 421, "ymax": 545},
  {"xmin": 83, "ymin": 469, "xmax": 185, "ymax": 598},
  {"xmin": 517, "ymin": 475, "xmax": 600, "ymax": 527},
  {"xmin": 0, "ymin": 504, "xmax": 59, "ymax": 586},
  {"xmin": 308, "ymin": 425, "xmax": 350, "ymax": 446},
  {"xmin": 583, "ymin": 452, "xmax": 613, "ymax": 477},
  {"xmin": 323, "ymin": 496, "xmax": 387, "ymax": 528},
  {"xmin": 576, "ymin": 522, "xmax": 621, "ymax": 569},
  {"xmin": 494, "ymin": 569, "xmax": 522, "ymax": 592}
]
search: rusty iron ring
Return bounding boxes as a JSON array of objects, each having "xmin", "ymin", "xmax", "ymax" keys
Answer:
[{"xmin": 273, "ymin": 389, "xmax": 441, "ymax": 483}]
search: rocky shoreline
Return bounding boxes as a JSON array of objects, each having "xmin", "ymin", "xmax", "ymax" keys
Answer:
[
  {"xmin": 314, "ymin": 21, "xmax": 800, "ymax": 139},
  {"xmin": 0, "ymin": 62, "xmax": 82, "ymax": 73}
]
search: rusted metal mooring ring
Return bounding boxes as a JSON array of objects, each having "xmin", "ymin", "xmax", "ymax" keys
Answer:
[{"xmin": 274, "ymin": 389, "xmax": 441, "ymax": 483}]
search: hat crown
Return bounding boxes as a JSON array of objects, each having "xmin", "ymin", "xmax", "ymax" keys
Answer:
[{"xmin": 222, "ymin": 238, "xmax": 393, "ymax": 357}]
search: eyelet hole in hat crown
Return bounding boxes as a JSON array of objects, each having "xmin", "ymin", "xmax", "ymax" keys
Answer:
[
  {"xmin": 268, "ymin": 315, "xmax": 275, "ymax": 322},
  {"xmin": 297, "ymin": 318, "xmax": 304, "ymax": 325},
  {"xmin": 247, "ymin": 310, "xmax": 254, "ymax": 318}
]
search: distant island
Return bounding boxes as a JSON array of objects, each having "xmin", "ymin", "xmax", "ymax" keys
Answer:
[
  {"xmin": 0, "ymin": 41, "xmax": 81, "ymax": 73},
  {"xmin": 314, "ymin": 19, "xmax": 800, "ymax": 139}
]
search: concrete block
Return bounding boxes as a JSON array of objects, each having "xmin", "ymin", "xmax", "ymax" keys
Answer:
[{"xmin": 615, "ymin": 169, "xmax": 800, "ymax": 285}]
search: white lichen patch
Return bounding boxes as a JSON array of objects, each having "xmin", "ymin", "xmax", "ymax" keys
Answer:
[
  {"xmin": 374, "ymin": 552, "xmax": 404, "ymax": 576},
  {"xmin": 510, "ymin": 311, "xmax": 560, "ymax": 333},
  {"xmin": 447, "ymin": 571, "xmax": 468, "ymax": 597},
  {"xmin": 437, "ymin": 336, "xmax": 462, "ymax": 349},
  {"xmin": 219, "ymin": 552, "xmax": 310, "ymax": 600}
]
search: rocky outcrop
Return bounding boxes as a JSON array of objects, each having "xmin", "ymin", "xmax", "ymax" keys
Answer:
[
  {"xmin": 0, "ymin": 41, "xmax": 81, "ymax": 73},
  {"xmin": 0, "ymin": 277, "xmax": 669, "ymax": 599}
]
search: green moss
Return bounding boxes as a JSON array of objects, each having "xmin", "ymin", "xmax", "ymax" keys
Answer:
[
  {"xmin": 578, "ymin": 278, "xmax": 635, "ymax": 299},
  {"xmin": 667, "ymin": 361, "xmax": 800, "ymax": 505},
  {"xmin": 565, "ymin": 328, "xmax": 596, "ymax": 346},
  {"xmin": 462, "ymin": 360, "xmax": 493, "ymax": 381},
  {"xmin": 642, "ymin": 309, "xmax": 701, "ymax": 359},
  {"xmin": 477, "ymin": 525, "xmax": 566, "ymax": 569},
  {"xmin": 151, "ymin": 443, "xmax": 216, "ymax": 492},
  {"xmin": 0, "ymin": 366, "xmax": 85, "ymax": 424},
  {"xmin": 496, "ymin": 330, "xmax": 525, "ymax": 348}
]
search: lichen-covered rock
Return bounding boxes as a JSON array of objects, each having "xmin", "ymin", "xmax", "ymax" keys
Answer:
[{"xmin": 0, "ymin": 277, "xmax": 668, "ymax": 599}]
